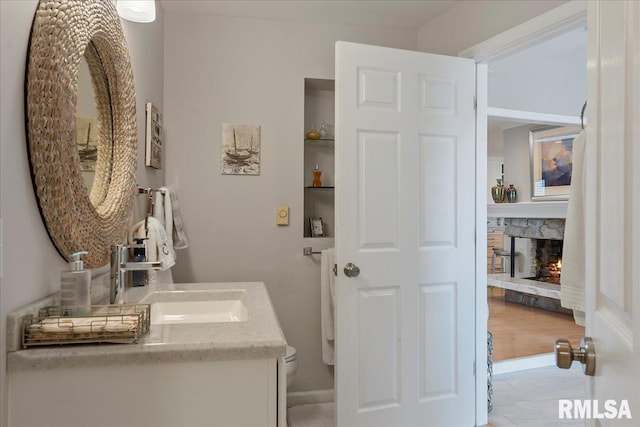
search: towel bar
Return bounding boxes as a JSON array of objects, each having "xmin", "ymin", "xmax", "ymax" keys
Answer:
[{"xmin": 303, "ymin": 247, "xmax": 322, "ymax": 256}]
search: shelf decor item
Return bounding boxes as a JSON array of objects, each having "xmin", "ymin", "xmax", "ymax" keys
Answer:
[
  {"xmin": 491, "ymin": 179, "xmax": 506, "ymax": 203},
  {"xmin": 309, "ymin": 217, "xmax": 324, "ymax": 237},
  {"xmin": 312, "ymin": 163, "xmax": 322, "ymax": 187},
  {"xmin": 305, "ymin": 129, "xmax": 321, "ymax": 140},
  {"xmin": 506, "ymin": 184, "xmax": 517, "ymax": 203},
  {"xmin": 319, "ymin": 120, "xmax": 334, "ymax": 139}
]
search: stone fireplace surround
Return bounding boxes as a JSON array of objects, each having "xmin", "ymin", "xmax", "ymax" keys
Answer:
[
  {"xmin": 504, "ymin": 218, "xmax": 565, "ymax": 278},
  {"xmin": 488, "ymin": 217, "xmax": 568, "ymax": 313}
]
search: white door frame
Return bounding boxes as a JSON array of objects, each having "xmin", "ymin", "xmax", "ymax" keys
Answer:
[{"xmin": 458, "ymin": 1, "xmax": 588, "ymax": 424}]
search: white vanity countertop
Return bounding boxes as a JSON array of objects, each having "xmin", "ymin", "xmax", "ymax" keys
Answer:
[{"xmin": 7, "ymin": 282, "xmax": 287, "ymax": 372}]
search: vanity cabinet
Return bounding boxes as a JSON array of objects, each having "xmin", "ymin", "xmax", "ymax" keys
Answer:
[
  {"xmin": 9, "ymin": 358, "xmax": 278, "ymax": 427},
  {"xmin": 7, "ymin": 282, "xmax": 287, "ymax": 427},
  {"xmin": 303, "ymin": 78, "xmax": 335, "ymax": 238}
]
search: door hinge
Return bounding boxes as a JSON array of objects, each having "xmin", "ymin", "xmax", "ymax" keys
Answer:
[
  {"xmin": 473, "ymin": 96, "xmax": 477, "ymax": 110},
  {"xmin": 333, "ymin": 264, "xmax": 338, "ymax": 276},
  {"xmin": 473, "ymin": 361, "xmax": 476, "ymax": 375}
]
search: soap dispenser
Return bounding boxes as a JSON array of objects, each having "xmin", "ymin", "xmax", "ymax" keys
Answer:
[
  {"xmin": 60, "ymin": 251, "xmax": 91, "ymax": 315},
  {"xmin": 131, "ymin": 238, "xmax": 148, "ymax": 287}
]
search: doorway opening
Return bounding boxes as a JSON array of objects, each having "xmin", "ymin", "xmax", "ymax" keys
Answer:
[{"xmin": 468, "ymin": 0, "xmax": 588, "ymax": 375}]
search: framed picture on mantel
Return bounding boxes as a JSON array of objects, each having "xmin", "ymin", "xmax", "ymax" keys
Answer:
[{"xmin": 529, "ymin": 125, "xmax": 581, "ymax": 201}]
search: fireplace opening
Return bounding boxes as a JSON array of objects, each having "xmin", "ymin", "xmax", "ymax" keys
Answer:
[{"xmin": 526, "ymin": 238, "xmax": 563, "ymax": 284}]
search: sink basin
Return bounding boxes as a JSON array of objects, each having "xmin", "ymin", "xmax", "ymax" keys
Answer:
[
  {"xmin": 141, "ymin": 289, "xmax": 249, "ymax": 326},
  {"xmin": 151, "ymin": 300, "xmax": 247, "ymax": 325}
]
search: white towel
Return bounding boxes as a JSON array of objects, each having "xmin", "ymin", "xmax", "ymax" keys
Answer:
[
  {"xmin": 161, "ymin": 186, "xmax": 189, "ymax": 250},
  {"xmin": 129, "ymin": 217, "xmax": 175, "ymax": 271},
  {"xmin": 153, "ymin": 188, "xmax": 176, "ymax": 260},
  {"xmin": 561, "ymin": 129, "xmax": 586, "ymax": 325},
  {"xmin": 321, "ymin": 248, "xmax": 336, "ymax": 365}
]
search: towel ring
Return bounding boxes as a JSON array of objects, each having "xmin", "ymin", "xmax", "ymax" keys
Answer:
[{"xmin": 580, "ymin": 101, "xmax": 587, "ymax": 129}]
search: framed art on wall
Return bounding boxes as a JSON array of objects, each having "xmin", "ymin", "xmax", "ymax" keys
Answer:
[
  {"xmin": 221, "ymin": 123, "xmax": 261, "ymax": 175},
  {"xmin": 145, "ymin": 102, "xmax": 163, "ymax": 169},
  {"xmin": 530, "ymin": 125, "xmax": 581, "ymax": 201}
]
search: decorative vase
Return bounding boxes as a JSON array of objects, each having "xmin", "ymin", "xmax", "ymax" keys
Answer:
[
  {"xmin": 506, "ymin": 184, "xmax": 517, "ymax": 203},
  {"xmin": 312, "ymin": 164, "xmax": 322, "ymax": 187},
  {"xmin": 491, "ymin": 179, "xmax": 506, "ymax": 203},
  {"xmin": 305, "ymin": 129, "xmax": 321, "ymax": 140}
]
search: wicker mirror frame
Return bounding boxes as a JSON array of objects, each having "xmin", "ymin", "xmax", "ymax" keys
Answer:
[{"xmin": 26, "ymin": 0, "xmax": 137, "ymax": 268}]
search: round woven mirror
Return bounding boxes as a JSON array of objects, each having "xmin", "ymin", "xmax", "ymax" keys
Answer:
[{"xmin": 26, "ymin": 0, "xmax": 137, "ymax": 268}]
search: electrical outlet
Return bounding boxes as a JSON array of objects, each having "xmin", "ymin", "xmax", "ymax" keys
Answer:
[{"xmin": 276, "ymin": 205, "xmax": 289, "ymax": 226}]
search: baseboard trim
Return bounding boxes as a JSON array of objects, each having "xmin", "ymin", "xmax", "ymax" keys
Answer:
[
  {"xmin": 287, "ymin": 389, "xmax": 334, "ymax": 407},
  {"xmin": 493, "ymin": 352, "xmax": 555, "ymax": 375}
]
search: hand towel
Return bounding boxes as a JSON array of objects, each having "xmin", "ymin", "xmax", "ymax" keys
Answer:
[
  {"xmin": 166, "ymin": 185, "xmax": 189, "ymax": 250},
  {"xmin": 152, "ymin": 188, "xmax": 176, "ymax": 260},
  {"xmin": 561, "ymin": 129, "xmax": 586, "ymax": 325},
  {"xmin": 321, "ymin": 248, "xmax": 336, "ymax": 365},
  {"xmin": 128, "ymin": 217, "xmax": 175, "ymax": 271}
]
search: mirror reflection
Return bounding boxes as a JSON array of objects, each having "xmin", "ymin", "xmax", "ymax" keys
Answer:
[
  {"xmin": 76, "ymin": 52, "xmax": 99, "ymax": 193},
  {"xmin": 75, "ymin": 41, "xmax": 114, "ymax": 208}
]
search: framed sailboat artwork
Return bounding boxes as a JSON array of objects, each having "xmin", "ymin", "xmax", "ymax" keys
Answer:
[{"xmin": 221, "ymin": 123, "xmax": 261, "ymax": 175}]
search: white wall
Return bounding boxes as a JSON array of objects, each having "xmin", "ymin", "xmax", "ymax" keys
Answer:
[
  {"xmin": 488, "ymin": 27, "xmax": 587, "ymax": 116},
  {"xmin": 503, "ymin": 125, "xmax": 536, "ymax": 203},
  {"xmin": 488, "ymin": 128, "xmax": 505, "ymax": 158},
  {"xmin": 163, "ymin": 12, "xmax": 416, "ymax": 392},
  {"xmin": 0, "ymin": 1, "xmax": 164, "ymax": 424},
  {"xmin": 418, "ymin": 0, "xmax": 568, "ymax": 56}
]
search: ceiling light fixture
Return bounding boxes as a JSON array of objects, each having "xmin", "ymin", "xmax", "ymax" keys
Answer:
[{"xmin": 117, "ymin": 0, "xmax": 156, "ymax": 23}]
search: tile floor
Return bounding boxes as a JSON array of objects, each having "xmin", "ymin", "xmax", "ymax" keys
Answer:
[
  {"xmin": 288, "ymin": 365, "xmax": 585, "ymax": 427},
  {"xmin": 490, "ymin": 364, "xmax": 586, "ymax": 426}
]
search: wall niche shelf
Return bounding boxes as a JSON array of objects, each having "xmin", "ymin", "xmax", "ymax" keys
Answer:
[
  {"xmin": 304, "ymin": 138, "xmax": 334, "ymax": 146},
  {"xmin": 303, "ymin": 78, "xmax": 335, "ymax": 238}
]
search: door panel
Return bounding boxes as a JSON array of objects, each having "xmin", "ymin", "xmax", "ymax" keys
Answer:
[
  {"xmin": 358, "ymin": 131, "xmax": 399, "ymax": 249},
  {"xmin": 336, "ymin": 41, "xmax": 476, "ymax": 427},
  {"xmin": 586, "ymin": 1, "xmax": 639, "ymax": 423},
  {"xmin": 419, "ymin": 135, "xmax": 456, "ymax": 247},
  {"xmin": 357, "ymin": 287, "xmax": 401, "ymax": 409},
  {"xmin": 418, "ymin": 282, "xmax": 457, "ymax": 400}
]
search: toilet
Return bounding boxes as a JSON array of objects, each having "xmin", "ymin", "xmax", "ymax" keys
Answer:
[{"xmin": 284, "ymin": 345, "xmax": 298, "ymax": 387}]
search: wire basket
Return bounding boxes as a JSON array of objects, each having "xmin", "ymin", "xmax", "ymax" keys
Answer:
[{"xmin": 22, "ymin": 304, "xmax": 150, "ymax": 348}]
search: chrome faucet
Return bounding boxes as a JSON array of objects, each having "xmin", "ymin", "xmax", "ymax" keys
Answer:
[{"xmin": 110, "ymin": 244, "xmax": 163, "ymax": 304}]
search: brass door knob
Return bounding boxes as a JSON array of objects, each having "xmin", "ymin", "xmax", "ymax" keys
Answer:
[{"xmin": 555, "ymin": 337, "xmax": 596, "ymax": 376}]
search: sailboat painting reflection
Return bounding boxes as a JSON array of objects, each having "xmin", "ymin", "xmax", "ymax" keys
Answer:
[{"xmin": 221, "ymin": 123, "xmax": 261, "ymax": 175}]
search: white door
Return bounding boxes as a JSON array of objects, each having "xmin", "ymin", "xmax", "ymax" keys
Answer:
[
  {"xmin": 335, "ymin": 42, "xmax": 477, "ymax": 426},
  {"xmin": 584, "ymin": 0, "xmax": 639, "ymax": 422}
]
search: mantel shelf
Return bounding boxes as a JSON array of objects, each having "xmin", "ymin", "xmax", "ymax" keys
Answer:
[
  {"xmin": 487, "ymin": 201, "xmax": 568, "ymax": 219},
  {"xmin": 487, "ymin": 107, "xmax": 581, "ymax": 127}
]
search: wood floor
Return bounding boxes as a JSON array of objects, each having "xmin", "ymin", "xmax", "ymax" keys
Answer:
[{"xmin": 488, "ymin": 287, "xmax": 585, "ymax": 361}]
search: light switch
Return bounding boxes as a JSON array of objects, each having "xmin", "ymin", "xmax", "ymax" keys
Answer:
[{"xmin": 277, "ymin": 205, "xmax": 289, "ymax": 226}]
